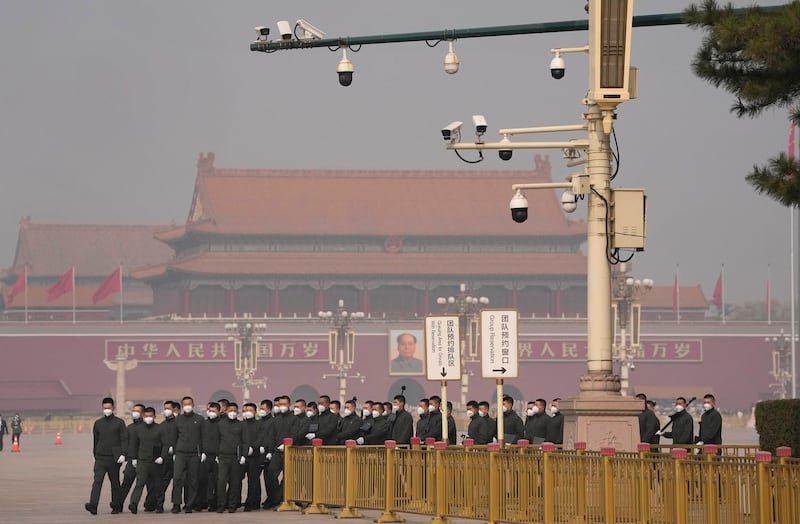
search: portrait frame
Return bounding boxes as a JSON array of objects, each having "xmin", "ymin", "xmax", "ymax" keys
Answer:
[{"xmin": 388, "ymin": 329, "xmax": 424, "ymax": 376}]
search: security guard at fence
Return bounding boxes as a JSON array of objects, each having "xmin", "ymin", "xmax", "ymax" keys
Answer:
[
  {"xmin": 502, "ymin": 395, "xmax": 524, "ymax": 444},
  {"xmin": 262, "ymin": 396, "xmax": 297, "ymax": 510},
  {"xmin": 659, "ymin": 397, "xmax": 694, "ymax": 446},
  {"xmin": 389, "ymin": 395, "xmax": 413, "ymax": 445}
]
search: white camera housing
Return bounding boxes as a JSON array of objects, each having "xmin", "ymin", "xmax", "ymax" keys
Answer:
[
  {"xmin": 550, "ymin": 55, "xmax": 566, "ymax": 79},
  {"xmin": 277, "ymin": 20, "xmax": 292, "ymax": 40},
  {"xmin": 560, "ymin": 189, "xmax": 577, "ymax": 213},
  {"xmin": 441, "ymin": 121, "xmax": 463, "ymax": 142},
  {"xmin": 509, "ymin": 191, "xmax": 529, "ymax": 223},
  {"xmin": 336, "ymin": 49, "xmax": 354, "ymax": 87},
  {"xmin": 254, "ymin": 26, "xmax": 270, "ymax": 42},
  {"xmin": 472, "ymin": 115, "xmax": 488, "ymax": 136},
  {"xmin": 295, "ymin": 19, "xmax": 326, "ymax": 40}
]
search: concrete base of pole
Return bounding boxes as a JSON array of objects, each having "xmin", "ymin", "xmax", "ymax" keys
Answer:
[{"xmin": 559, "ymin": 375, "xmax": 643, "ymax": 452}]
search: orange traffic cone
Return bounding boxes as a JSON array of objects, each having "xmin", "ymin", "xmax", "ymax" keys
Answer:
[
  {"xmin": 11, "ymin": 436, "xmax": 20, "ymax": 452},
  {"xmin": 55, "ymin": 432, "xmax": 63, "ymax": 445}
]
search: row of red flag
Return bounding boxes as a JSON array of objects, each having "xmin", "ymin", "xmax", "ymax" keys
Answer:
[
  {"xmin": 671, "ymin": 269, "xmax": 725, "ymax": 314},
  {"xmin": 6, "ymin": 267, "xmax": 121, "ymax": 306}
]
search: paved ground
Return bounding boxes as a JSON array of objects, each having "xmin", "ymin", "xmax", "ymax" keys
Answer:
[{"xmin": 0, "ymin": 428, "xmax": 758, "ymax": 523}]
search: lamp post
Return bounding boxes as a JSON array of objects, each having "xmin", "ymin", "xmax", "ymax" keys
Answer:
[
  {"xmin": 611, "ymin": 263, "xmax": 653, "ymax": 396},
  {"xmin": 225, "ymin": 321, "xmax": 268, "ymax": 403},
  {"xmin": 319, "ymin": 299, "xmax": 366, "ymax": 404},
  {"xmin": 436, "ymin": 283, "xmax": 489, "ymax": 408},
  {"xmin": 765, "ymin": 329, "xmax": 797, "ymax": 399}
]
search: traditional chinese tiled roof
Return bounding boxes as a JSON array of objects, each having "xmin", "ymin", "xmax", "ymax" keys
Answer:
[
  {"xmin": 640, "ymin": 285, "xmax": 708, "ymax": 309},
  {"xmin": 3, "ymin": 218, "xmax": 174, "ymax": 277},
  {"xmin": 156, "ymin": 152, "xmax": 586, "ymax": 241},
  {"xmin": 131, "ymin": 251, "xmax": 588, "ymax": 281}
]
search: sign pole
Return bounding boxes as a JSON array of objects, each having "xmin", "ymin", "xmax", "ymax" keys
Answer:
[
  {"xmin": 496, "ymin": 379, "xmax": 504, "ymax": 447},
  {"xmin": 441, "ymin": 380, "xmax": 448, "ymax": 445}
]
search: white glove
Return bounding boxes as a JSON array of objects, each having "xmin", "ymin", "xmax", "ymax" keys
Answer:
[
  {"xmin": 492, "ymin": 437, "xmax": 498, "ymax": 443},
  {"xmin": 277, "ymin": 444, "xmax": 285, "ymax": 452},
  {"xmin": 239, "ymin": 456, "xmax": 246, "ymax": 465},
  {"xmin": 215, "ymin": 456, "xmax": 219, "ymax": 464},
  {"xmin": 168, "ymin": 446, "xmax": 174, "ymax": 455},
  {"xmin": 259, "ymin": 446, "xmax": 265, "ymax": 455},
  {"xmin": 696, "ymin": 441, "xmax": 704, "ymax": 446},
  {"xmin": 356, "ymin": 437, "xmax": 365, "ymax": 445},
  {"xmin": 247, "ymin": 446, "xmax": 253, "ymax": 456},
  {"xmin": 117, "ymin": 455, "xmax": 126, "ymax": 464},
  {"xmin": 131, "ymin": 459, "xmax": 137, "ymax": 468},
  {"xmin": 200, "ymin": 453, "xmax": 207, "ymax": 463},
  {"xmin": 155, "ymin": 457, "xmax": 164, "ymax": 465},
  {"xmin": 655, "ymin": 430, "xmax": 663, "ymax": 436},
  {"xmin": 305, "ymin": 433, "xmax": 315, "ymax": 440},
  {"xmin": 265, "ymin": 453, "xmax": 272, "ymax": 461}
]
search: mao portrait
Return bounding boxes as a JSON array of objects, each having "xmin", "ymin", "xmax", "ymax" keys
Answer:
[{"xmin": 388, "ymin": 330, "xmax": 424, "ymax": 375}]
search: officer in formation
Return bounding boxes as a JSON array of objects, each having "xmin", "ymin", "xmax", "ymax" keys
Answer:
[
  {"xmin": 88, "ymin": 392, "xmax": 573, "ymax": 516},
  {"xmin": 659, "ymin": 396, "xmax": 695, "ymax": 446}
]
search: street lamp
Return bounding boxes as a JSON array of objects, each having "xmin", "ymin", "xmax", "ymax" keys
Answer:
[
  {"xmin": 436, "ymin": 283, "xmax": 489, "ymax": 408},
  {"xmin": 765, "ymin": 329, "xmax": 797, "ymax": 399},
  {"xmin": 319, "ymin": 299, "xmax": 366, "ymax": 404},
  {"xmin": 225, "ymin": 321, "xmax": 268, "ymax": 403},
  {"xmin": 611, "ymin": 263, "xmax": 653, "ymax": 396}
]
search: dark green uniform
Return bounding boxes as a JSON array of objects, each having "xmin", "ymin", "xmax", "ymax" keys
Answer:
[
  {"xmin": 128, "ymin": 421, "xmax": 163, "ymax": 513},
  {"xmin": 88, "ymin": 414, "xmax": 126, "ymax": 513},
  {"xmin": 216, "ymin": 416, "xmax": 246, "ymax": 512}
]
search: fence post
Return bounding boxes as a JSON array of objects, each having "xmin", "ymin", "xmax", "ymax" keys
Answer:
[
  {"xmin": 517, "ymin": 438, "xmax": 530, "ymax": 454},
  {"xmin": 776, "ymin": 446, "xmax": 792, "ymax": 465},
  {"xmin": 601, "ymin": 447, "xmax": 616, "ymax": 524},
  {"xmin": 376, "ymin": 440, "xmax": 404, "ymax": 523},
  {"xmin": 303, "ymin": 438, "xmax": 329, "ymax": 514},
  {"xmin": 756, "ymin": 451, "xmax": 773, "ymax": 524},
  {"xmin": 487, "ymin": 442, "xmax": 501, "ymax": 524},
  {"xmin": 429, "ymin": 442, "xmax": 452, "ymax": 524},
  {"xmin": 541, "ymin": 442, "xmax": 556, "ymax": 524},
  {"xmin": 574, "ymin": 442, "xmax": 587, "ymax": 522},
  {"xmin": 672, "ymin": 448, "xmax": 688, "ymax": 524},
  {"xmin": 276, "ymin": 438, "xmax": 301, "ymax": 512},
  {"xmin": 702, "ymin": 444, "xmax": 720, "ymax": 524},
  {"xmin": 775, "ymin": 447, "xmax": 793, "ymax": 520},
  {"xmin": 637, "ymin": 443, "xmax": 651, "ymax": 523},
  {"xmin": 335, "ymin": 440, "xmax": 365, "ymax": 519}
]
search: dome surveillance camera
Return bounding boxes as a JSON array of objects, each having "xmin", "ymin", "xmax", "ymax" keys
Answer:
[
  {"xmin": 498, "ymin": 136, "xmax": 512, "ymax": 161},
  {"xmin": 509, "ymin": 191, "xmax": 529, "ymax": 223},
  {"xmin": 560, "ymin": 189, "xmax": 577, "ymax": 213},
  {"xmin": 550, "ymin": 55, "xmax": 565, "ymax": 79},
  {"xmin": 337, "ymin": 50, "xmax": 354, "ymax": 87}
]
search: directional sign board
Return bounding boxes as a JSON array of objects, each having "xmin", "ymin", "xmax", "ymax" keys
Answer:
[
  {"xmin": 480, "ymin": 309, "xmax": 519, "ymax": 379},
  {"xmin": 424, "ymin": 315, "xmax": 461, "ymax": 381}
]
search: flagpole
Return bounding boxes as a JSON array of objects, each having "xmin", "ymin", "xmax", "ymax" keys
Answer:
[
  {"xmin": 676, "ymin": 264, "xmax": 680, "ymax": 324},
  {"xmin": 767, "ymin": 264, "xmax": 771, "ymax": 325},
  {"xmin": 119, "ymin": 264, "xmax": 123, "ymax": 324},
  {"xmin": 790, "ymin": 122, "xmax": 798, "ymax": 398},
  {"xmin": 72, "ymin": 265, "xmax": 76, "ymax": 324},
  {"xmin": 24, "ymin": 268, "xmax": 28, "ymax": 325}
]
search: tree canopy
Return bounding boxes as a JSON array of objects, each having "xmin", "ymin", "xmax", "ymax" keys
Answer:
[{"xmin": 684, "ymin": 1, "xmax": 800, "ymax": 205}]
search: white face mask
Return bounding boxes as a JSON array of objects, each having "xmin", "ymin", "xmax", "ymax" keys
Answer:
[
  {"xmin": 228, "ymin": 412, "xmax": 238, "ymax": 420},
  {"xmin": 279, "ymin": 405, "xmax": 289, "ymax": 414},
  {"xmin": 183, "ymin": 405, "xmax": 194, "ymax": 414},
  {"xmin": 532, "ymin": 406, "xmax": 540, "ymax": 414},
  {"xmin": 318, "ymin": 405, "xmax": 326, "ymax": 413},
  {"xmin": 363, "ymin": 408, "xmax": 371, "ymax": 418},
  {"xmin": 417, "ymin": 407, "xmax": 425, "ymax": 416},
  {"xmin": 703, "ymin": 403, "xmax": 712, "ymax": 411},
  {"xmin": 144, "ymin": 417, "xmax": 154, "ymax": 425},
  {"xmin": 103, "ymin": 409, "xmax": 113, "ymax": 417},
  {"xmin": 372, "ymin": 410, "xmax": 381, "ymax": 418},
  {"xmin": 502, "ymin": 406, "xmax": 509, "ymax": 413},
  {"xmin": 343, "ymin": 408, "xmax": 353, "ymax": 417},
  {"xmin": 392, "ymin": 405, "xmax": 400, "ymax": 413},
  {"xmin": 163, "ymin": 409, "xmax": 173, "ymax": 418},
  {"xmin": 467, "ymin": 410, "xmax": 476, "ymax": 418},
  {"xmin": 428, "ymin": 405, "xmax": 437, "ymax": 413},
  {"xmin": 550, "ymin": 406, "xmax": 558, "ymax": 414},
  {"xmin": 131, "ymin": 411, "xmax": 141, "ymax": 420},
  {"xmin": 478, "ymin": 411, "xmax": 487, "ymax": 417},
  {"xmin": 258, "ymin": 409, "xmax": 267, "ymax": 418},
  {"xmin": 243, "ymin": 411, "xmax": 255, "ymax": 420},
  {"xmin": 675, "ymin": 404, "xmax": 685, "ymax": 412},
  {"xmin": 207, "ymin": 411, "xmax": 218, "ymax": 420},
  {"xmin": 306, "ymin": 410, "xmax": 314, "ymax": 418},
  {"xmin": 293, "ymin": 407, "xmax": 303, "ymax": 416},
  {"xmin": 526, "ymin": 409, "xmax": 535, "ymax": 417}
]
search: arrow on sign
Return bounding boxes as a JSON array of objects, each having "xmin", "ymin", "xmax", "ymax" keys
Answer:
[
  {"xmin": 440, "ymin": 368, "xmax": 447, "ymax": 377},
  {"xmin": 492, "ymin": 368, "xmax": 507, "ymax": 374}
]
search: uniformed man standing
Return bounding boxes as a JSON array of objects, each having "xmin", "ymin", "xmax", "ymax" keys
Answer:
[
  {"xmin": 635, "ymin": 394, "xmax": 660, "ymax": 446},
  {"xmin": 171, "ymin": 396, "xmax": 204, "ymax": 513},
  {"xmin": 216, "ymin": 403, "xmax": 246, "ymax": 513},
  {"xmin": 501, "ymin": 395, "xmax": 524, "ymax": 444},
  {"xmin": 697, "ymin": 394, "xmax": 723, "ymax": 447},
  {"xmin": 547, "ymin": 398, "xmax": 564, "ymax": 445},
  {"xmin": 523, "ymin": 399, "xmax": 550, "ymax": 444},
  {"xmin": 316, "ymin": 395, "xmax": 339, "ymax": 445},
  {"xmin": 127, "ymin": 407, "xmax": 163, "ymax": 514},
  {"xmin": 415, "ymin": 399, "xmax": 432, "ymax": 441},
  {"xmin": 119, "ymin": 403, "xmax": 145, "ymax": 508},
  {"xmin": 196, "ymin": 402, "xmax": 221, "ymax": 511},
  {"xmin": 85, "ymin": 397, "xmax": 126, "ymax": 515},
  {"xmin": 660, "ymin": 397, "xmax": 694, "ymax": 447},
  {"xmin": 389, "ymin": 395, "xmax": 413, "ymax": 445},
  {"xmin": 363, "ymin": 403, "xmax": 390, "ymax": 444},
  {"xmin": 427, "ymin": 396, "xmax": 444, "ymax": 442},
  {"xmin": 337, "ymin": 399, "xmax": 362, "ymax": 444},
  {"xmin": 446, "ymin": 401, "xmax": 457, "ymax": 445},
  {"xmin": 257, "ymin": 399, "xmax": 275, "ymax": 510},
  {"xmin": 148, "ymin": 400, "xmax": 178, "ymax": 513},
  {"xmin": 241, "ymin": 402, "xmax": 264, "ymax": 511},
  {"xmin": 262, "ymin": 396, "xmax": 297, "ymax": 510}
]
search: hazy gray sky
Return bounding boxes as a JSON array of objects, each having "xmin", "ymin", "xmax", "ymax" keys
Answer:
[{"xmin": 0, "ymin": 1, "xmax": 792, "ymax": 305}]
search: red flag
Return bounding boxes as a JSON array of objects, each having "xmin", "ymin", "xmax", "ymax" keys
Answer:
[
  {"xmin": 7, "ymin": 268, "xmax": 26, "ymax": 306},
  {"xmin": 47, "ymin": 267, "xmax": 74, "ymax": 303},
  {"xmin": 93, "ymin": 267, "xmax": 121, "ymax": 304},
  {"xmin": 672, "ymin": 270, "xmax": 678, "ymax": 314},
  {"xmin": 712, "ymin": 271, "xmax": 723, "ymax": 309}
]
